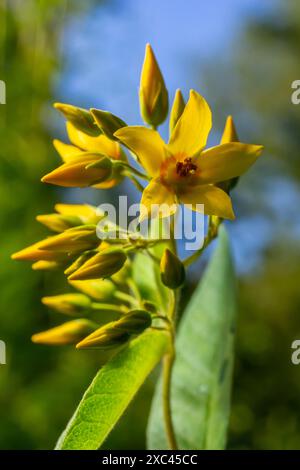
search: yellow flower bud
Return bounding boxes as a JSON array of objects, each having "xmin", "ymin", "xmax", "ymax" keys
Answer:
[
  {"xmin": 32, "ymin": 260, "xmax": 63, "ymax": 271},
  {"xmin": 37, "ymin": 225, "xmax": 99, "ymax": 254},
  {"xmin": 160, "ymin": 249, "xmax": 185, "ymax": 289},
  {"xmin": 32, "ymin": 319, "xmax": 97, "ymax": 346},
  {"xmin": 69, "ymin": 279, "xmax": 116, "ymax": 302},
  {"xmin": 11, "ymin": 240, "xmax": 71, "ymax": 262},
  {"xmin": 91, "ymin": 109, "xmax": 127, "ymax": 141},
  {"xmin": 139, "ymin": 43, "xmax": 168, "ymax": 127},
  {"xmin": 218, "ymin": 115, "xmax": 240, "ymax": 192},
  {"xmin": 169, "ymin": 89, "xmax": 185, "ymax": 136},
  {"xmin": 54, "ymin": 103, "xmax": 101, "ymax": 137},
  {"xmin": 55, "ymin": 203, "xmax": 103, "ymax": 223},
  {"xmin": 36, "ymin": 213, "xmax": 83, "ymax": 233},
  {"xmin": 76, "ymin": 310, "xmax": 151, "ymax": 349},
  {"xmin": 53, "ymin": 139, "xmax": 83, "ymax": 163},
  {"xmin": 64, "ymin": 251, "xmax": 97, "ymax": 276},
  {"xmin": 68, "ymin": 249, "xmax": 127, "ymax": 281},
  {"xmin": 41, "ymin": 154, "xmax": 113, "ymax": 188},
  {"xmin": 42, "ymin": 293, "xmax": 92, "ymax": 316},
  {"xmin": 220, "ymin": 115, "xmax": 239, "ymax": 144}
]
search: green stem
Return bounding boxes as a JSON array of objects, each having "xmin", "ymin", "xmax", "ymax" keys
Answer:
[
  {"xmin": 162, "ymin": 350, "xmax": 177, "ymax": 449},
  {"xmin": 163, "ymin": 289, "xmax": 178, "ymax": 450},
  {"xmin": 125, "ymin": 173, "xmax": 145, "ymax": 193},
  {"xmin": 113, "ymin": 291, "xmax": 139, "ymax": 306},
  {"xmin": 183, "ymin": 216, "xmax": 221, "ymax": 267},
  {"xmin": 91, "ymin": 302, "xmax": 128, "ymax": 314},
  {"xmin": 119, "ymin": 162, "xmax": 150, "ymax": 180}
]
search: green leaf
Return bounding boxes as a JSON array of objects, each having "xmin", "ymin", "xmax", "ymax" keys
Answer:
[
  {"xmin": 56, "ymin": 330, "xmax": 169, "ymax": 450},
  {"xmin": 147, "ymin": 226, "xmax": 237, "ymax": 450}
]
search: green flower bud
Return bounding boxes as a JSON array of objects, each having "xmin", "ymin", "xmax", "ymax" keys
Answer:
[
  {"xmin": 32, "ymin": 319, "xmax": 98, "ymax": 346},
  {"xmin": 91, "ymin": 109, "xmax": 127, "ymax": 141},
  {"xmin": 76, "ymin": 309, "xmax": 151, "ymax": 349},
  {"xmin": 42, "ymin": 293, "xmax": 92, "ymax": 316},
  {"xmin": 142, "ymin": 301, "xmax": 157, "ymax": 313},
  {"xmin": 160, "ymin": 249, "xmax": 185, "ymax": 289},
  {"xmin": 54, "ymin": 103, "xmax": 101, "ymax": 137},
  {"xmin": 139, "ymin": 44, "xmax": 168, "ymax": 127},
  {"xmin": 64, "ymin": 251, "xmax": 97, "ymax": 277},
  {"xmin": 68, "ymin": 249, "xmax": 127, "ymax": 281},
  {"xmin": 117, "ymin": 310, "xmax": 152, "ymax": 335}
]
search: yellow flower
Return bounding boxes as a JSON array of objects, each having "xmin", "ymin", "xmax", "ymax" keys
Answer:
[
  {"xmin": 43, "ymin": 122, "xmax": 127, "ymax": 188},
  {"xmin": 115, "ymin": 90, "xmax": 263, "ymax": 220}
]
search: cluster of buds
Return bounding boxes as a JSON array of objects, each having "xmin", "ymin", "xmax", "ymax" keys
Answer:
[{"xmin": 12, "ymin": 43, "xmax": 262, "ymax": 352}]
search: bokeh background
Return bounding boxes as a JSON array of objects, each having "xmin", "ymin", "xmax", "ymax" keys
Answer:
[{"xmin": 1, "ymin": 0, "xmax": 300, "ymax": 449}]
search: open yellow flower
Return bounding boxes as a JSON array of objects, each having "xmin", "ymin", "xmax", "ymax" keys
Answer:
[{"xmin": 115, "ymin": 90, "xmax": 263, "ymax": 220}]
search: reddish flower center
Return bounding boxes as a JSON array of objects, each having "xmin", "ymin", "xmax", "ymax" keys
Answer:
[{"xmin": 175, "ymin": 157, "xmax": 197, "ymax": 177}]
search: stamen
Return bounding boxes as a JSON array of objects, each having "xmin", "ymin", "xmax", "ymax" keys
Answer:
[{"xmin": 176, "ymin": 157, "xmax": 197, "ymax": 177}]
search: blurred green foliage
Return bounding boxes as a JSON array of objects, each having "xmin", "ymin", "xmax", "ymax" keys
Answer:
[
  {"xmin": 0, "ymin": 0, "xmax": 106, "ymax": 450},
  {"xmin": 210, "ymin": 0, "xmax": 300, "ymax": 450}
]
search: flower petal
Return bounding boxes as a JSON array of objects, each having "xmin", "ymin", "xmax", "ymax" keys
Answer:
[
  {"xmin": 197, "ymin": 142, "xmax": 263, "ymax": 184},
  {"xmin": 115, "ymin": 126, "xmax": 167, "ymax": 177},
  {"xmin": 53, "ymin": 139, "xmax": 84, "ymax": 163},
  {"xmin": 168, "ymin": 90, "xmax": 212, "ymax": 157},
  {"xmin": 66, "ymin": 122, "xmax": 120, "ymax": 158},
  {"xmin": 179, "ymin": 184, "xmax": 235, "ymax": 220},
  {"xmin": 140, "ymin": 178, "xmax": 177, "ymax": 220}
]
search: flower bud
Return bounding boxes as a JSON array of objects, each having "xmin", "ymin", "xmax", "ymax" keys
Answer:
[
  {"xmin": 117, "ymin": 310, "xmax": 152, "ymax": 335},
  {"xmin": 36, "ymin": 213, "xmax": 83, "ymax": 233},
  {"xmin": 169, "ymin": 89, "xmax": 185, "ymax": 136},
  {"xmin": 37, "ymin": 225, "xmax": 99, "ymax": 254},
  {"xmin": 69, "ymin": 279, "xmax": 116, "ymax": 302},
  {"xmin": 160, "ymin": 249, "xmax": 185, "ymax": 289},
  {"xmin": 54, "ymin": 103, "xmax": 101, "ymax": 137},
  {"xmin": 32, "ymin": 319, "xmax": 98, "ymax": 346},
  {"xmin": 41, "ymin": 153, "xmax": 113, "ymax": 188},
  {"xmin": 32, "ymin": 260, "xmax": 63, "ymax": 271},
  {"xmin": 76, "ymin": 328, "xmax": 130, "ymax": 350},
  {"xmin": 139, "ymin": 44, "xmax": 168, "ymax": 127},
  {"xmin": 68, "ymin": 249, "xmax": 127, "ymax": 281},
  {"xmin": 55, "ymin": 203, "xmax": 103, "ymax": 224},
  {"xmin": 142, "ymin": 301, "xmax": 157, "ymax": 313},
  {"xmin": 76, "ymin": 309, "xmax": 151, "ymax": 349},
  {"xmin": 42, "ymin": 293, "xmax": 92, "ymax": 316},
  {"xmin": 11, "ymin": 240, "xmax": 71, "ymax": 262},
  {"xmin": 64, "ymin": 251, "xmax": 97, "ymax": 276},
  {"xmin": 218, "ymin": 116, "xmax": 239, "ymax": 192},
  {"xmin": 91, "ymin": 109, "xmax": 126, "ymax": 141},
  {"xmin": 53, "ymin": 139, "xmax": 83, "ymax": 163}
]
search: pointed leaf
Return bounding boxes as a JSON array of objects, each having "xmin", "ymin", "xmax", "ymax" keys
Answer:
[{"xmin": 147, "ymin": 226, "xmax": 237, "ymax": 449}]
